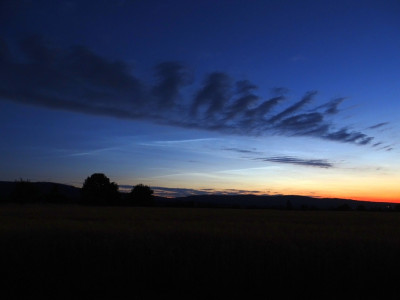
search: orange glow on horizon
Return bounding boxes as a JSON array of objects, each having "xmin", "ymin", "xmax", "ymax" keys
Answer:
[
  {"xmin": 151, "ymin": 186, "xmax": 400, "ymax": 203},
  {"xmin": 317, "ymin": 194, "xmax": 400, "ymax": 204},
  {"xmin": 292, "ymin": 190, "xmax": 400, "ymax": 204}
]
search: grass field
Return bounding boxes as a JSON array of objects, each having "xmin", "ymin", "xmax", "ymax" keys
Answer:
[{"xmin": 1, "ymin": 205, "xmax": 400, "ymax": 299}]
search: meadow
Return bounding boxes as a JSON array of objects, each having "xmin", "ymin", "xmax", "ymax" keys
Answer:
[{"xmin": 1, "ymin": 205, "xmax": 400, "ymax": 299}]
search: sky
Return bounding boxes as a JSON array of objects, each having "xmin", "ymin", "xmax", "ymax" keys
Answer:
[{"xmin": 0, "ymin": 0, "xmax": 399, "ymax": 202}]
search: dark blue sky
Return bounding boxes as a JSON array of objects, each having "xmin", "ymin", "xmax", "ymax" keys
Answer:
[{"xmin": 1, "ymin": 0, "xmax": 399, "ymax": 201}]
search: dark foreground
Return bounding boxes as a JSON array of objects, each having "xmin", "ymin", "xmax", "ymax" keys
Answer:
[{"xmin": 1, "ymin": 205, "xmax": 400, "ymax": 299}]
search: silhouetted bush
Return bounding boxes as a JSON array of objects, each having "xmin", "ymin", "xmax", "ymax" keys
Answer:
[
  {"xmin": 129, "ymin": 184, "xmax": 154, "ymax": 206},
  {"xmin": 81, "ymin": 173, "xmax": 120, "ymax": 205}
]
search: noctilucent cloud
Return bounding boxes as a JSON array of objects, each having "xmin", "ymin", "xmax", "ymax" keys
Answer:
[{"xmin": 1, "ymin": 0, "xmax": 399, "ymax": 202}]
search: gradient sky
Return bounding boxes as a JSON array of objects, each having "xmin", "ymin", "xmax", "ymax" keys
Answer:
[{"xmin": 1, "ymin": 0, "xmax": 399, "ymax": 202}]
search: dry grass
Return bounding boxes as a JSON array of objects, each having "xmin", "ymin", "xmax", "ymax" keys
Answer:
[{"xmin": 1, "ymin": 205, "xmax": 400, "ymax": 299}]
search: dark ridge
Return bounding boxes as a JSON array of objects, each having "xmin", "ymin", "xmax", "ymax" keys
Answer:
[
  {"xmin": 0, "ymin": 181, "xmax": 81, "ymax": 204},
  {"xmin": 156, "ymin": 194, "xmax": 396, "ymax": 210},
  {"xmin": 0, "ymin": 181, "xmax": 397, "ymax": 210}
]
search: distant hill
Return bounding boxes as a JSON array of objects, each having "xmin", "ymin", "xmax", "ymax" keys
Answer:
[
  {"xmin": 0, "ymin": 181, "xmax": 396, "ymax": 210},
  {"xmin": 0, "ymin": 181, "xmax": 81, "ymax": 203},
  {"xmin": 155, "ymin": 194, "xmax": 396, "ymax": 210}
]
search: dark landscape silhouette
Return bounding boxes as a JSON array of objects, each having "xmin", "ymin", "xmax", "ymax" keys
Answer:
[
  {"xmin": 0, "ymin": 173, "xmax": 398, "ymax": 211},
  {"xmin": 1, "ymin": 174, "xmax": 400, "ymax": 299}
]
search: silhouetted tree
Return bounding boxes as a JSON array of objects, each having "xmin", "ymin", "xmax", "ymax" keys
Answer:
[
  {"xmin": 81, "ymin": 173, "xmax": 120, "ymax": 205},
  {"xmin": 129, "ymin": 184, "xmax": 154, "ymax": 206}
]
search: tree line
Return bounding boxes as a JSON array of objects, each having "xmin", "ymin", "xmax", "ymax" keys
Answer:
[
  {"xmin": 4, "ymin": 173, "xmax": 154, "ymax": 206},
  {"xmin": 81, "ymin": 173, "xmax": 154, "ymax": 206}
]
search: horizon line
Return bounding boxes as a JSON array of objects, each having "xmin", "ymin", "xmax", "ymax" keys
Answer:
[{"xmin": 1, "ymin": 180, "xmax": 399, "ymax": 204}]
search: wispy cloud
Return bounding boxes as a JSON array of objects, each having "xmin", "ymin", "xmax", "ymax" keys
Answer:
[
  {"xmin": 0, "ymin": 35, "xmax": 390, "ymax": 148},
  {"xmin": 152, "ymin": 138, "xmax": 219, "ymax": 145},
  {"xmin": 139, "ymin": 138, "xmax": 220, "ymax": 149},
  {"xmin": 312, "ymin": 97, "xmax": 346, "ymax": 114},
  {"xmin": 216, "ymin": 166, "xmax": 274, "ymax": 174},
  {"xmin": 381, "ymin": 145, "xmax": 394, "ymax": 152},
  {"xmin": 222, "ymin": 147, "xmax": 334, "ymax": 169},
  {"xmin": 368, "ymin": 122, "xmax": 389, "ymax": 130},
  {"xmin": 64, "ymin": 147, "xmax": 120, "ymax": 157},
  {"xmin": 131, "ymin": 186, "xmax": 268, "ymax": 198},
  {"xmin": 222, "ymin": 147, "xmax": 262, "ymax": 155},
  {"xmin": 256, "ymin": 156, "xmax": 334, "ymax": 168}
]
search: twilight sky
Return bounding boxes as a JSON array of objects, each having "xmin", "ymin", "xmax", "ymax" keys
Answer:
[{"xmin": 1, "ymin": 0, "xmax": 399, "ymax": 202}]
